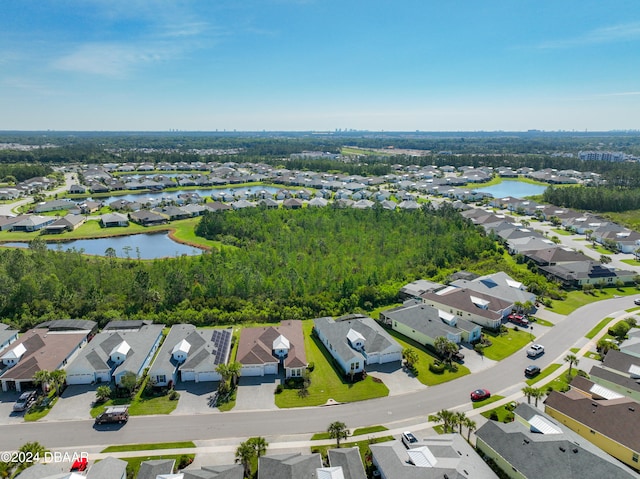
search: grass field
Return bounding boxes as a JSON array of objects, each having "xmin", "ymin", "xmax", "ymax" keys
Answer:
[
  {"xmin": 91, "ymin": 380, "xmax": 179, "ymax": 417},
  {"xmin": 481, "ymin": 329, "xmax": 532, "ymax": 361},
  {"xmin": 548, "ymin": 287, "xmax": 639, "ymax": 315},
  {"xmin": 551, "ymin": 228, "xmax": 573, "ymax": 236},
  {"xmin": 585, "ymin": 317, "xmax": 615, "ymax": 339},
  {"xmin": 101, "ymin": 442, "xmax": 195, "ymax": 453},
  {"xmin": 472, "ymin": 395, "xmax": 504, "ymax": 409},
  {"xmin": 384, "ymin": 328, "xmax": 470, "ymax": 386},
  {"xmin": 274, "ymin": 320, "xmax": 389, "ymax": 408},
  {"xmin": 311, "ymin": 425, "xmax": 388, "ymax": 441}
]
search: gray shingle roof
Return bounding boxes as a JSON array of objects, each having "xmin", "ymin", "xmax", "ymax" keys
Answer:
[
  {"xmin": 87, "ymin": 457, "xmax": 128, "ymax": 479},
  {"xmin": 183, "ymin": 465, "xmax": 243, "ymax": 479},
  {"xmin": 476, "ymin": 403, "xmax": 640, "ymax": 479},
  {"xmin": 327, "ymin": 448, "xmax": 366, "ymax": 479},
  {"xmin": 258, "ymin": 453, "xmax": 323, "ymax": 479},
  {"xmin": 137, "ymin": 460, "xmax": 175, "ymax": 479}
]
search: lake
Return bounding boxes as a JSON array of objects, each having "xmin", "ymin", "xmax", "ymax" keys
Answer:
[
  {"xmin": 475, "ymin": 180, "xmax": 548, "ymax": 199},
  {"xmin": 1, "ymin": 232, "xmax": 204, "ymax": 259}
]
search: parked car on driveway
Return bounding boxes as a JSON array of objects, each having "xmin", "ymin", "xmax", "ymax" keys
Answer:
[
  {"xmin": 508, "ymin": 313, "xmax": 529, "ymax": 327},
  {"xmin": 12, "ymin": 391, "xmax": 38, "ymax": 412},
  {"xmin": 402, "ymin": 431, "xmax": 418, "ymax": 448},
  {"xmin": 634, "ymin": 298, "xmax": 640, "ymax": 306},
  {"xmin": 526, "ymin": 344, "xmax": 545, "ymax": 358},
  {"xmin": 524, "ymin": 365, "xmax": 541, "ymax": 377},
  {"xmin": 470, "ymin": 388, "xmax": 491, "ymax": 401}
]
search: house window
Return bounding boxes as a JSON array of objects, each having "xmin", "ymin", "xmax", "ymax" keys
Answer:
[
  {"xmin": 157, "ymin": 375, "xmax": 166, "ymax": 383},
  {"xmin": 633, "ymin": 453, "xmax": 639, "ymax": 463},
  {"xmin": 355, "ymin": 362, "xmax": 360, "ymax": 370}
]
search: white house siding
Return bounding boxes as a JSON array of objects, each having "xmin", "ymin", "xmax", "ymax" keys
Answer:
[
  {"xmin": 196, "ymin": 371, "xmax": 220, "ymax": 382},
  {"xmin": 241, "ymin": 364, "xmax": 265, "ymax": 377},
  {"xmin": 379, "ymin": 350, "xmax": 402, "ymax": 364},
  {"xmin": 66, "ymin": 373, "xmax": 94, "ymax": 385},
  {"xmin": 181, "ymin": 371, "xmax": 196, "ymax": 381}
]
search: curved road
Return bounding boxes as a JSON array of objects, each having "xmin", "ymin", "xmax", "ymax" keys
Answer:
[{"xmin": 2, "ymin": 295, "xmax": 637, "ymax": 451}]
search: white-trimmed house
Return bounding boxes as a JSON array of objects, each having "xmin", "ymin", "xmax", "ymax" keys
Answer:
[
  {"xmin": 148, "ymin": 324, "xmax": 233, "ymax": 386},
  {"xmin": 313, "ymin": 316, "xmax": 402, "ymax": 377}
]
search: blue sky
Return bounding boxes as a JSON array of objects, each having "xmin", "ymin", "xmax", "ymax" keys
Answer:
[{"xmin": 2, "ymin": 1, "xmax": 639, "ymax": 131}]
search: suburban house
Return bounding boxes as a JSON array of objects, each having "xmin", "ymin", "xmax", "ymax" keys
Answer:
[
  {"xmin": 544, "ymin": 376, "xmax": 640, "ymax": 471},
  {"xmin": 475, "ymin": 403, "xmax": 638, "ymax": 479},
  {"xmin": 620, "ymin": 329, "xmax": 640, "ymax": 359},
  {"xmin": 258, "ymin": 453, "xmax": 323, "ymax": 479},
  {"xmin": 420, "ymin": 287, "xmax": 512, "ymax": 330},
  {"xmin": 538, "ymin": 261, "xmax": 636, "ymax": 288},
  {"xmin": 0, "ymin": 324, "xmax": 19, "ymax": 354},
  {"xmin": 100, "ymin": 212, "xmax": 129, "ymax": 228},
  {"xmin": 370, "ymin": 435, "xmax": 496, "ymax": 479},
  {"xmin": 137, "ymin": 459, "xmax": 175, "ymax": 479},
  {"xmin": 44, "ymin": 214, "xmax": 86, "ymax": 234},
  {"xmin": 11, "ymin": 215, "xmax": 56, "ymax": 232},
  {"xmin": 313, "ymin": 316, "xmax": 402, "ymax": 377},
  {"xmin": 324, "ymin": 448, "xmax": 367, "ymax": 479},
  {"xmin": 399, "ymin": 279, "xmax": 445, "ymax": 300},
  {"xmin": 381, "ymin": 300, "xmax": 481, "ymax": 346},
  {"xmin": 589, "ymin": 348, "xmax": 640, "ymax": 403},
  {"xmin": 34, "ymin": 199, "xmax": 77, "ymax": 213},
  {"xmin": 65, "ymin": 323, "xmax": 163, "ymax": 386},
  {"xmin": 181, "ymin": 465, "xmax": 244, "ymax": 479},
  {"xmin": 0, "ymin": 328, "xmax": 89, "ymax": 392},
  {"xmin": 237, "ymin": 321, "xmax": 307, "ymax": 378},
  {"xmin": 449, "ymin": 271, "xmax": 537, "ymax": 308},
  {"xmin": 129, "ymin": 210, "xmax": 168, "ymax": 226},
  {"xmin": 148, "ymin": 324, "xmax": 233, "ymax": 386}
]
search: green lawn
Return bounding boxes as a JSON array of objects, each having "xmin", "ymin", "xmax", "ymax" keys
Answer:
[
  {"xmin": 584, "ymin": 351, "xmax": 601, "ymax": 360},
  {"xmin": 101, "ymin": 442, "xmax": 195, "ymax": 453},
  {"xmin": 274, "ymin": 321, "xmax": 389, "ymax": 408},
  {"xmin": 531, "ymin": 317, "xmax": 554, "ymax": 327},
  {"xmin": 481, "ymin": 329, "xmax": 532, "ymax": 361},
  {"xmin": 91, "ymin": 380, "xmax": 179, "ymax": 417},
  {"xmin": 548, "ymin": 288, "xmax": 639, "ymax": 315},
  {"xmin": 586, "ymin": 244, "xmax": 613, "ymax": 255},
  {"xmin": 585, "ymin": 317, "xmax": 614, "ymax": 339},
  {"xmin": 472, "ymin": 395, "xmax": 504, "ymax": 409},
  {"xmin": 310, "ymin": 436, "xmax": 394, "ymax": 468},
  {"xmin": 551, "ymin": 228, "xmax": 573, "ymax": 236},
  {"xmin": 570, "ymin": 348, "xmax": 579, "ymax": 354},
  {"xmin": 312, "ymin": 425, "xmax": 388, "ymax": 440},
  {"xmin": 384, "ymin": 328, "xmax": 470, "ymax": 385},
  {"xmin": 525, "ymin": 363, "xmax": 561, "ymax": 386},
  {"xmin": 481, "ymin": 402, "xmax": 518, "ymax": 422},
  {"xmin": 547, "ymin": 371, "xmax": 579, "ymax": 393},
  {"xmin": 622, "ymin": 259, "xmax": 640, "ymax": 266},
  {"xmin": 24, "ymin": 395, "xmax": 58, "ymax": 422}
]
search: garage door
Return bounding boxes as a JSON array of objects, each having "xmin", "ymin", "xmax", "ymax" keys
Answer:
[
  {"xmin": 66, "ymin": 373, "xmax": 93, "ymax": 385},
  {"xmin": 264, "ymin": 364, "xmax": 278, "ymax": 375},
  {"xmin": 380, "ymin": 352, "xmax": 402, "ymax": 364},
  {"xmin": 181, "ymin": 371, "xmax": 196, "ymax": 382},
  {"xmin": 196, "ymin": 372, "xmax": 219, "ymax": 382},
  {"xmin": 241, "ymin": 365, "xmax": 264, "ymax": 377}
]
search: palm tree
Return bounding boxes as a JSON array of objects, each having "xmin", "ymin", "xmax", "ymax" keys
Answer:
[
  {"xmin": 564, "ymin": 354, "xmax": 579, "ymax": 376},
  {"xmin": 434, "ymin": 409, "xmax": 456, "ymax": 433},
  {"xmin": 95, "ymin": 385, "xmax": 112, "ymax": 404},
  {"xmin": 464, "ymin": 418, "xmax": 477, "ymax": 442},
  {"xmin": 434, "ymin": 336, "xmax": 459, "ymax": 365},
  {"xmin": 49, "ymin": 369, "xmax": 66, "ymax": 398},
  {"xmin": 455, "ymin": 411, "xmax": 467, "ymax": 434},
  {"xmin": 16, "ymin": 442, "xmax": 48, "ymax": 474},
  {"xmin": 532, "ymin": 388, "xmax": 545, "ymax": 407},
  {"xmin": 522, "ymin": 386, "xmax": 536, "ymax": 405},
  {"xmin": 227, "ymin": 361, "xmax": 242, "ymax": 388},
  {"xmin": 33, "ymin": 370, "xmax": 52, "ymax": 395},
  {"xmin": 402, "ymin": 348, "xmax": 419, "ymax": 370},
  {"xmin": 235, "ymin": 441, "xmax": 255, "ymax": 478},
  {"xmin": 328, "ymin": 421, "xmax": 349, "ymax": 448},
  {"xmin": 247, "ymin": 437, "xmax": 268, "ymax": 458}
]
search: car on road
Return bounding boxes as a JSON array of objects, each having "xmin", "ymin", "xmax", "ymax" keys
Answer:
[
  {"xmin": 470, "ymin": 389, "xmax": 491, "ymax": 401},
  {"xmin": 12, "ymin": 391, "xmax": 38, "ymax": 412},
  {"xmin": 634, "ymin": 299, "xmax": 640, "ymax": 306},
  {"xmin": 524, "ymin": 365, "xmax": 541, "ymax": 377},
  {"xmin": 508, "ymin": 313, "xmax": 529, "ymax": 327},
  {"xmin": 526, "ymin": 344, "xmax": 545, "ymax": 358},
  {"xmin": 402, "ymin": 431, "xmax": 418, "ymax": 448},
  {"xmin": 95, "ymin": 405, "xmax": 129, "ymax": 425}
]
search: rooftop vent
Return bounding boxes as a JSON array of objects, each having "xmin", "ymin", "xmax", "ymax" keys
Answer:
[
  {"xmin": 559, "ymin": 447, "xmax": 566, "ymax": 452},
  {"xmin": 572, "ymin": 448, "xmax": 578, "ymax": 454}
]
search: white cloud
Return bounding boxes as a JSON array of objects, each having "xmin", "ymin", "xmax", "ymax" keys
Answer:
[
  {"xmin": 538, "ymin": 21, "xmax": 640, "ymax": 49},
  {"xmin": 53, "ymin": 42, "xmax": 175, "ymax": 77}
]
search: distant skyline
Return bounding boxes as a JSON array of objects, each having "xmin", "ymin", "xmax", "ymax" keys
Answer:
[{"xmin": 2, "ymin": 1, "xmax": 639, "ymax": 132}]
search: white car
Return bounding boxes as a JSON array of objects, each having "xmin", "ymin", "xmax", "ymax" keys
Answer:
[
  {"xmin": 526, "ymin": 344, "xmax": 545, "ymax": 358},
  {"xmin": 402, "ymin": 431, "xmax": 418, "ymax": 448}
]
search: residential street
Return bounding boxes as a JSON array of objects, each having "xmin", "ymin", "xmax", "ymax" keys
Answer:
[{"xmin": 0, "ymin": 295, "xmax": 637, "ymax": 452}]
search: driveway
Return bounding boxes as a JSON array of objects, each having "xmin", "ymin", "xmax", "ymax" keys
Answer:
[
  {"xmin": 367, "ymin": 363, "xmax": 426, "ymax": 396},
  {"xmin": 44, "ymin": 384, "xmax": 95, "ymax": 421},
  {"xmin": 459, "ymin": 344, "xmax": 497, "ymax": 374},
  {"xmin": 171, "ymin": 381, "xmax": 219, "ymax": 415},
  {"xmin": 234, "ymin": 376, "xmax": 278, "ymax": 411},
  {"xmin": 0, "ymin": 390, "xmax": 31, "ymax": 425}
]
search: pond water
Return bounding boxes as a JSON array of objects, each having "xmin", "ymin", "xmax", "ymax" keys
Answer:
[
  {"xmin": 93, "ymin": 185, "xmax": 283, "ymax": 205},
  {"xmin": 1, "ymin": 232, "xmax": 204, "ymax": 259},
  {"xmin": 475, "ymin": 180, "xmax": 548, "ymax": 199}
]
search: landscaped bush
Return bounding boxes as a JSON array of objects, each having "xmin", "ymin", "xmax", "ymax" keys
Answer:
[
  {"xmin": 429, "ymin": 362, "xmax": 445, "ymax": 374},
  {"xmin": 307, "ymin": 362, "xmax": 315, "ymax": 372},
  {"xmin": 169, "ymin": 390, "xmax": 180, "ymax": 401},
  {"xmin": 489, "ymin": 411, "xmax": 499, "ymax": 421},
  {"xmin": 275, "ymin": 384, "xmax": 284, "ymax": 394}
]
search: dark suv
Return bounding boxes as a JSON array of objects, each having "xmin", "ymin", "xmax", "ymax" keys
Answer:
[{"xmin": 524, "ymin": 365, "xmax": 541, "ymax": 377}]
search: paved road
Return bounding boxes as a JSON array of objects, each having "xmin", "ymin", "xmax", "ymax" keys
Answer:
[
  {"xmin": 2, "ymin": 295, "xmax": 638, "ymax": 451},
  {"xmin": 0, "ymin": 173, "xmax": 75, "ymax": 216}
]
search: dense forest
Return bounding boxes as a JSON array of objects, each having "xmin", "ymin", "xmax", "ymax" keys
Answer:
[
  {"xmin": 543, "ymin": 185, "xmax": 640, "ymax": 213},
  {"xmin": 0, "ymin": 205, "xmax": 556, "ymax": 330}
]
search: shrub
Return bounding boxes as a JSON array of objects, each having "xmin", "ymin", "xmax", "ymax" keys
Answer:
[
  {"xmin": 307, "ymin": 362, "xmax": 315, "ymax": 372},
  {"xmin": 169, "ymin": 390, "xmax": 180, "ymax": 401},
  {"xmin": 489, "ymin": 411, "xmax": 499, "ymax": 421},
  {"xmin": 504, "ymin": 413, "xmax": 514, "ymax": 423},
  {"xmin": 177, "ymin": 455, "xmax": 193, "ymax": 469},
  {"xmin": 275, "ymin": 384, "xmax": 284, "ymax": 394},
  {"xmin": 429, "ymin": 362, "xmax": 445, "ymax": 374}
]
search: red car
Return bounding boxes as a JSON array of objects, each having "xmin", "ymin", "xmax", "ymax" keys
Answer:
[
  {"xmin": 70, "ymin": 458, "xmax": 88, "ymax": 472},
  {"xmin": 508, "ymin": 314, "xmax": 529, "ymax": 327},
  {"xmin": 470, "ymin": 389, "xmax": 491, "ymax": 401}
]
